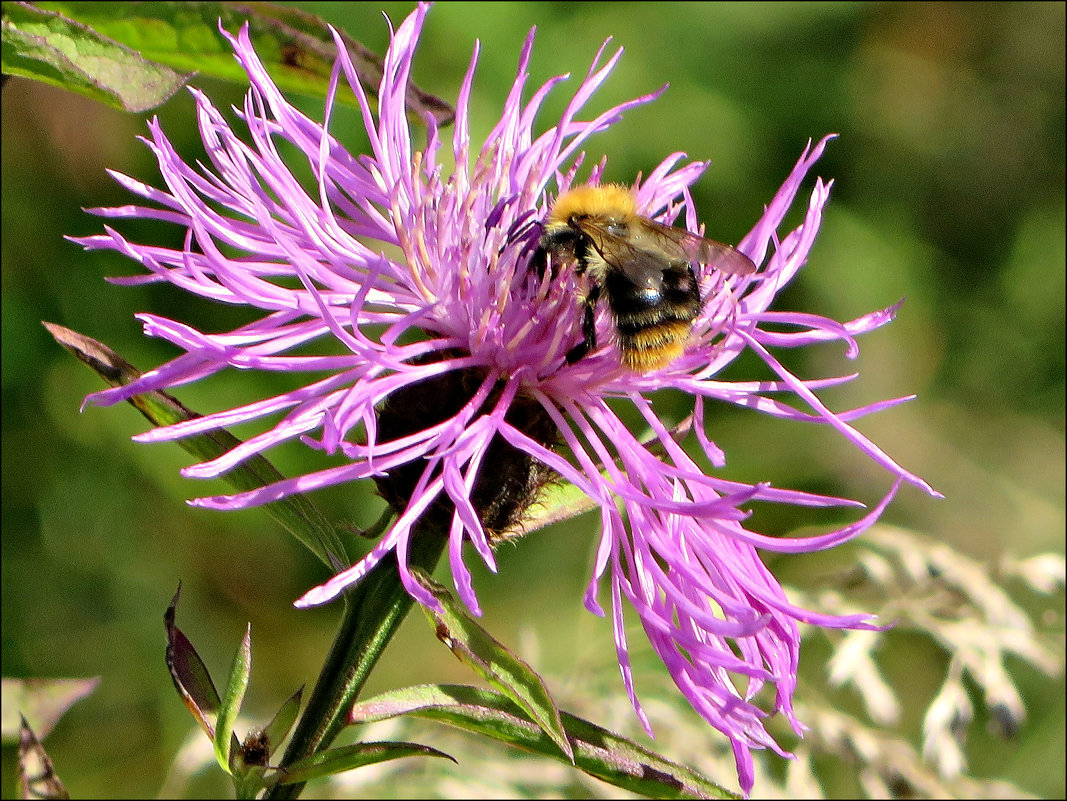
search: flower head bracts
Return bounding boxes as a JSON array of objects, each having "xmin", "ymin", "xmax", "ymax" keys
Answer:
[{"xmin": 71, "ymin": 4, "xmax": 939, "ymax": 794}]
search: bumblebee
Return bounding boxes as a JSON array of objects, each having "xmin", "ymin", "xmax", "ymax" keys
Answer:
[{"xmin": 536, "ymin": 183, "xmax": 756, "ymax": 372}]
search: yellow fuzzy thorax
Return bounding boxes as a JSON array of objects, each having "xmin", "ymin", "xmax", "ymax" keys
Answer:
[{"xmin": 546, "ymin": 183, "xmax": 637, "ymax": 225}]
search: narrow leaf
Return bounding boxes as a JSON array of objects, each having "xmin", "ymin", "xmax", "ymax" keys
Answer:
[
  {"xmin": 275, "ymin": 741, "xmax": 454, "ymax": 787},
  {"xmin": 164, "ymin": 583, "xmax": 223, "ymax": 741},
  {"xmin": 263, "ymin": 532, "xmax": 450, "ymax": 801},
  {"xmin": 521, "ymin": 479, "xmax": 598, "ymax": 534},
  {"xmin": 261, "ymin": 687, "xmax": 303, "ymax": 758},
  {"xmin": 1, "ymin": 1, "xmax": 189, "ymax": 111},
  {"xmin": 43, "ymin": 322, "xmax": 348, "ymax": 572},
  {"xmin": 16, "ymin": 716, "xmax": 69, "ymax": 800},
  {"xmin": 522, "ymin": 416, "xmax": 692, "ymax": 533},
  {"xmin": 352, "ymin": 684, "xmax": 736, "ymax": 800},
  {"xmin": 1, "ymin": 677, "xmax": 99, "ymax": 741},
  {"xmin": 215, "ymin": 623, "xmax": 253, "ymax": 774},
  {"xmin": 413, "ymin": 570, "xmax": 573, "ymax": 761}
]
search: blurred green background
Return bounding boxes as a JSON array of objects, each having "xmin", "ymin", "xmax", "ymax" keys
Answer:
[{"xmin": 2, "ymin": 2, "xmax": 1063, "ymax": 798}]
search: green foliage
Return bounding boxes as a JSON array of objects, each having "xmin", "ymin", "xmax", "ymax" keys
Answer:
[
  {"xmin": 2, "ymin": 1, "xmax": 453, "ymax": 120},
  {"xmin": 414, "ymin": 570, "xmax": 574, "ymax": 762},
  {"xmin": 353, "ymin": 684, "xmax": 738, "ymax": 799}
]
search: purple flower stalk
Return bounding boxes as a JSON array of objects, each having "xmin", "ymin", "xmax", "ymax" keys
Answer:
[{"xmin": 72, "ymin": 4, "xmax": 939, "ymax": 794}]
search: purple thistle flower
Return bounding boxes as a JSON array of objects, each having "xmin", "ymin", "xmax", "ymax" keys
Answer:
[{"xmin": 71, "ymin": 4, "xmax": 939, "ymax": 794}]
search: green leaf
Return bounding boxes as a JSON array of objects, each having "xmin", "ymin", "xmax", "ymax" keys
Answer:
[
  {"xmin": 43, "ymin": 322, "xmax": 349, "ymax": 572},
  {"xmin": 164, "ymin": 583, "xmax": 223, "ymax": 741},
  {"xmin": 215, "ymin": 623, "xmax": 253, "ymax": 774},
  {"xmin": 1, "ymin": 1, "xmax": 189, "ymax": 112},
  {"xmin": 412, "ymin": 570, "xmax": 574, "ymax": 762},
  {"xmin": 520, "ymin": 415, "xmax": 694, "ymax": 533},
  {"xmin": 261, "ymin": 686, "xmax": 303, "ymax": 759},
  {"xmin": 264, "ymin": 533, "xmax": 450, "ymax": 801},
  {"xmin": 521, "ymin": 478, "xmax": 598, "ymax": 535},
  {"xmin": 1, "ymin": 677, "xmax": 99, "ymax": 742},
  {"xmin": 17, "ymin": 1, "xmax": 454, "ymax": 124},
  {"xmin": 352, "ymin": 684, "xmax": 737, "ymax": 800},
  {"xmin": 275, "ymin": 740, "xmax": 454, "ymax": 786}
]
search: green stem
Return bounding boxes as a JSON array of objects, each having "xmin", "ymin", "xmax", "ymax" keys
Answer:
[{"xmin": 266, "ymin": 531, "xmax": 446, "ymax": 799}]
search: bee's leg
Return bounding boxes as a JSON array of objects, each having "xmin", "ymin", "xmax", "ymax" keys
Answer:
[
  {"xmin": 528, "ymin": 245, "xmax": 548, "ymax": 275},
  {"xmin": 566, "ymin": 285, "xmax": 599, "ymax": 364}
]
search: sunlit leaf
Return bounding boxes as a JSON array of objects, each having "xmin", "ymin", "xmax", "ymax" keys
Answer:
[
  {"xmin": 275, "ymin": 740, "xmax": 454, "ymax": 786},
  {"xmin": 10, "ymin": 1, "xmax": 454, "ymax": 123},
  {"xmin": 520, "ymin": 416, "xmax": 691, "ymax": 533},
  {"xmin": 1, "ymin": 1, "xmax": 189, "ymax": 111},
  {"xmin": 521, "ymin": 478, "xmax": 597, "ymax": 534},
  {"xmin": 413, "ymin": 570, "xmax": 573, "ymax": 761},
  {"xmin": 261, "ymin": 687, "xmax": 304, "ymax": 759},
  {"xmin": 215, "ymin": 623, "xmax": 253, "ymax": 774},
  {"xmin": 351, "ymin": 684, "xmax": 736, "ymax": 800}
]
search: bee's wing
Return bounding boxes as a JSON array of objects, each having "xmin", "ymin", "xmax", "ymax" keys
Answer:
[
  {"xmin": 639, "ymin": 219, "xmax": 757, "ymax": 276},
  {"xmin": 573, "ymin": 218, "xmax": 673, "ymax": 285}
]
